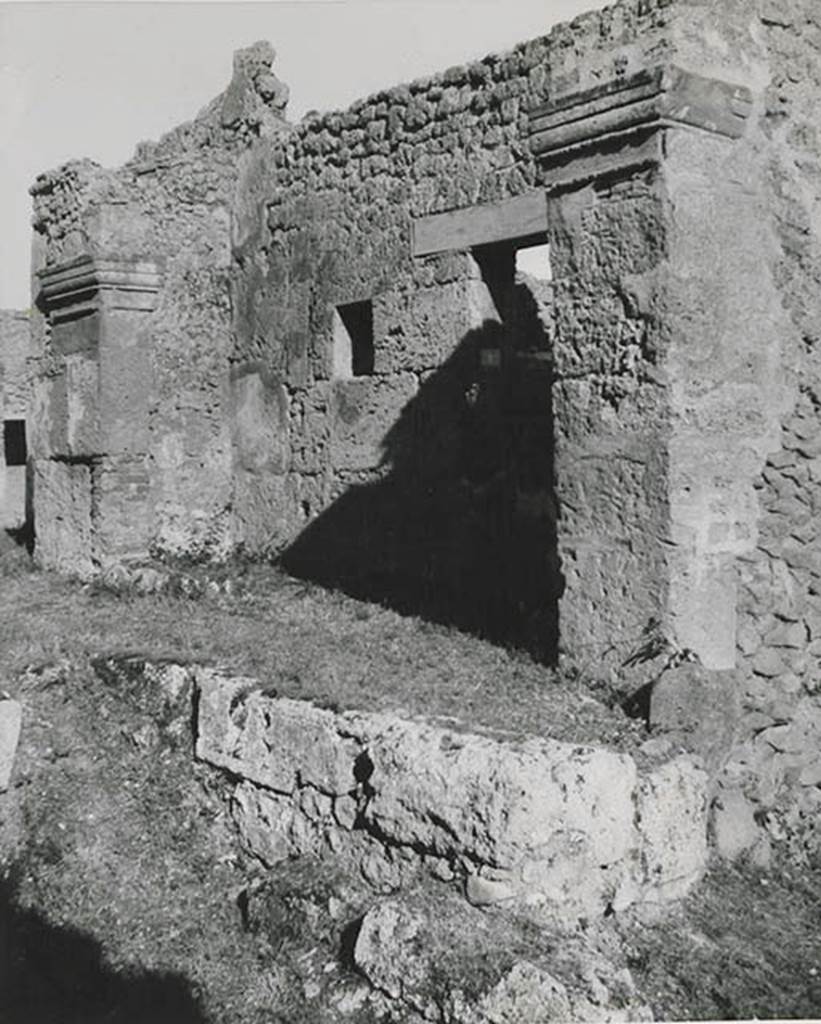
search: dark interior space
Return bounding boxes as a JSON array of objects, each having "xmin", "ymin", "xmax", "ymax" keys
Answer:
[
  {"xmin": 337, "ymin": 300, "xmax": 374, "ymax": 377},
  {"xmin": 3, "ymin": 419, "xmax": 26, "ymax": 467},
  {"xmin": 283, "ymin": 242, "xmax": 562, "ymax": 662}
]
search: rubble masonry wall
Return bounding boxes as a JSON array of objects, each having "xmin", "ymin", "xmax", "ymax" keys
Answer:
[{"xmin": 23, "ymin": 0, "xmax": 821, "ymax": 862}]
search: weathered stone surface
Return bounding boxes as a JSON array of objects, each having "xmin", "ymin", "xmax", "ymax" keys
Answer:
[
  {"xmin": 231, "ymin": 781, "xmax": 302, "ymax": 865},
  {"xmin": 362, "ymin": 716, "xmax": 637, "ymax": 873},
  {"xmin": 649, "ymin": 664, "xmax": 741, "ymax": 771},
  {"xmin": 634, "ymin": 757, "xmax": 708, "ymax": 902},
  {"xmin": 195, "ymin": 669, "xmax": 359, "ymax": 795},
  {"xmin": 329, "ymin": 374, "xmax": 418, "ymax": 472},
  {"xmin": 353, "ymin": 899, "xmax": 431, "ymax": 1007},
  {"xmin": 467, "ymin": 962, "xmax": 572, "ymax": 1024},
  {"xmin": 353, "ymin": 895, "xmax": 652, "ymax": 1024},
  {"xmin": 0, "ymin": 700, "xmax": 22, "ymax": 792},
  {"xmin": 26, "ymin": 0, "xmax": 821, "ymax": 866},
  {"xmin": 33, "ymin": 459, "xmax": 95, "ymax": 578},
  {"xmin": 710, "ymin": 785, "xmax": 768, "ymax": 864},
  {"xmin": 195, "ymin": 668, "xmax": 708, "ymax": 919}
]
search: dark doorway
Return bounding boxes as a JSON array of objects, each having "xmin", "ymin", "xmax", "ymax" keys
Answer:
[
  {"xmin": 3, "ymin": 420, "xmax": 26, "ymax": 467},
  {"xmin": 283, "ymin": 244, "xmax": 561, "ymax": 663}
]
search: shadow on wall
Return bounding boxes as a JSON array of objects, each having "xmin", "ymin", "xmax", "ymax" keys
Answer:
[
  {"xmin": 282, "ymin": 258, "xmax": 562, "ymax": 664},
  {"xmin": 0, "ymin": 871, "xmax": 206, "ymax": 1024}
]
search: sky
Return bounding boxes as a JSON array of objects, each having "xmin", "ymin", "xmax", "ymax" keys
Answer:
[{"xmin": 0, "ymin": 0, "xmax": 607, "ymax": 309}]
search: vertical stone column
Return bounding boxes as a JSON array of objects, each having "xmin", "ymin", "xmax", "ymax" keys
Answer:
[
  {"xmin": 662, "ymin": 128, "xmax": 791, "ymax": 669},
  {"xmin": 530, "ymin": 65, "xmax": 781, "ymax": 671},
  {"xmin": 34, "ymin": 256, "xmax": 161, "ymax": 575}
]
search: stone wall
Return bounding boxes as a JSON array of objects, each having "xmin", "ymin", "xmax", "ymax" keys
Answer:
[
  {"xmin": 230, "ymin": 0, "xmax": 687, "ymax": 655},
  {"xmin": 711, "ymin": 1, "xmax": 821, "ymax": 867},
  {"xmin": 29, "ymin": 42, "xmax": 289, "ymax": 574},
  {"xmin": 0, "ymin": 310, "xmax": 30, "ymax": 531},
  {"xmin": 192, "ymin": 663, "xmax": 708, "ymax": 924},
  {"xmin": 25, "ymin": 0, "xmax": 821, "ymax": 861}
]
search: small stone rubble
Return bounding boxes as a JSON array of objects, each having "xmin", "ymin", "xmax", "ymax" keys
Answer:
[{"xmin": 723, "ymin": 394, "xmax": 821, "ymax": 866}]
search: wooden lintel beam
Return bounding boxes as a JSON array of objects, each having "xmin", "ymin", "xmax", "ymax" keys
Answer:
[{"xmin": 412, "ymin": 192, "xmax": 548, "ymax": 258}]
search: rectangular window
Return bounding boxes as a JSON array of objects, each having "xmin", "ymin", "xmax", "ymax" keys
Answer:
[
  {"xmin": 3, "ymin": 420, "xmax": 26, "ymax": 467},
  {"xmin": 333, "ymin": 301, "xmax": 374, "ymax": 378}
]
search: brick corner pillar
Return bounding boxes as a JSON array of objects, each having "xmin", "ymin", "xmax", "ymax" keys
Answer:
[
  {"xmin": 530, "ymin": 63, "xmax": 783, "ymax": 671},
  {"xmin": 33, "ymin": 255, "xmax": 162, "ymax": 576}
]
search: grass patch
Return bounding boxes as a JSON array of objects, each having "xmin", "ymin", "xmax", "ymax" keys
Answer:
[
  {"xmin": 0, "ymin": 562, "xmax": 644, "ymax": 750},
  {"xmin": 618, "ymin": 862, "xmax": 821, "ymax": 1020}
]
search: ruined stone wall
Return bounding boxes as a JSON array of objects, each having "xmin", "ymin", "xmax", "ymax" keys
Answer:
[
  {"xmin": 714, "ymin": 1, "xmax": 821, "ymax": 866},
  {"xmin": 227, "ymin": 0, "xmax": 821, "ymax": 863},
  {"xmin": 193, "ymin": 664, "xmax": 708, "ymax": 924},
  {"xmin": 0, "ymin": 310, "xmax": 30, "ymax": 531},
  {"xmin": 24, "ymin": 0, "xmax": 821, "ymax": 861},
  {"xmin": 231, "ymin": 1, "xmax": 679, "ymax": 652},
  {"xmin": 29, "ymin": 43, "xmax": 289, "ymax": 573}
]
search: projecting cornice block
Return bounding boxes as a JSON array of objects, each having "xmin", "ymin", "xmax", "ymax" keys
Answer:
[
  {"xmin": 38, "ymin": 256, "xmax": 162, "ymax": 322},
  {"xmin": 529, "ymin": 65, "xmax": 752, "ymax": 172}
]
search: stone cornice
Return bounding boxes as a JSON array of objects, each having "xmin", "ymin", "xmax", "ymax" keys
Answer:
[
  {"xmin": 529, "ymin": 65, "xmax": 752, "ymax": 184},
  {"xmin": 38, "ymin": 256, "xmax": 162, "ymax": 321}
]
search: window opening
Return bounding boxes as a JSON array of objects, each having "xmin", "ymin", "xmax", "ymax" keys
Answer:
[{"xmin": 333, "ymin": 301, "xmax": 374, "ymax": 378}]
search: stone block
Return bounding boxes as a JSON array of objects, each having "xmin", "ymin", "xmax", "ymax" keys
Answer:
[
  {"xmin": 0, "ymin": 700, "xmax": 22, "ymax": 792},
  {"xmin": 50, "ymin": 311, "xmax": 99, "ymax": 358},
  {"xmin": 64, "ymin": 354, "xmax": 100, "ymax": 456},
  {"xmin": 472, "ymin": 962, "xmax": 573, "ymax": 1024},
  {"xmin": 93, "ymin": 455, "xmax": 153, "ymax": 564},
  {"xmin": 98, "ymin": 312, "xmax": 153, "ymax": 455},
  {"xmin": 0, "ymin": 465, "xmax": 26, "ymax": 531},
  {"xmin": 710, "ymin": 785, "xmax": 764, "ymax": 862},
  {"xmin": 329, "ymin": 374, "xmax": 418, "ymax": 472},
  {"xmin": 352, "ymin": 895, "xmax": 651, "ymax": 1023},
  {"xmin": 635, "ymin": 756, "xmax": 708, "ymax": 902},
  {"xmin": 361, "ymin": 716, "xmax": 638, "ymax": 915},
  {"xmin": 231, "ymin": 368, "xmax": 289, "ymax": 474},
  {"xmin": 649, "ymin": 664, "xmax": 741, "ymax": 771},
  {"xmin": 373, "ymin": 278, "xmax": 497, "ymax": 376},
  {"xmin": 33, "ymin": 459, "xmax": 95, "ymax": 578},
  {"xmin": 353, "ymin": 899, "xmax": 431, "ymax": 1006},
  {"xmin": 752, "ymin": 647, "xmax": 788, "ymax": 678},
  {"xmin": 191, "ymin": 667, "xmax": 709, "ymax": 921},
  {"xmin": 194, "ymin": 669, "xmax": 360, "ymax": 795},
  {"xmin": 32, "ymin": 371, "xmax": 69, "ymax": 459},
  {"xmin": 231, "ymin": 780, "xmax": 303, "ymax": 866}
]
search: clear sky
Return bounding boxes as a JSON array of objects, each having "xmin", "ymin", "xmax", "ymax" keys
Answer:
[{"xmin": 0, "ymin": 0, "xmax": 606, "ymax": 309}]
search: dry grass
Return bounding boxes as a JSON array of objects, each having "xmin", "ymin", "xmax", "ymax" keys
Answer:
[
  {"xmin": 0, "ymin": 559, "xmax": 643, "ymax": 751},
  {"xmin": 1, "ymin": 554, "xmax": 820, "ymax": 1022},
  {"xmin": 618, "ymin": 862, "xmax": 821, "ymax": 1020}
]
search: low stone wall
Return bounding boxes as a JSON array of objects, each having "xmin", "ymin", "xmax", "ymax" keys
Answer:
[{"xmin": 194, "ymin": 666, "xmax": 708, "ymax": 923}]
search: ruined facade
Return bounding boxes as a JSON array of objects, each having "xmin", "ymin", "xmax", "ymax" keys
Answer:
[
  {"xmin": 26, "ymin": 0, "xmax": 821, "ymax": 864},
  {"xmin": 0, "ymin": 309, "xmax": 31, "ymax": 533}
]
